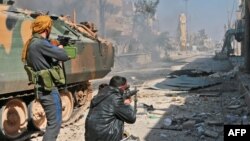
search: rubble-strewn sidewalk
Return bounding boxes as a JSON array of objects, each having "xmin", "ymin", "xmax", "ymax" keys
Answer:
[
  {"xmin": 124, "ymin": 53, "xmax": 249, "ymax": 141},
  {"xmin": 229, "ymin": 56, "xmax": 250, "ymax": 110}
]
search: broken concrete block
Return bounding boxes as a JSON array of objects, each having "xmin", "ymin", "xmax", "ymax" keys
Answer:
[
  {"xmin": 182, "ymin": 120, "xmax": 196, "ymax": 129},
  {"xmin": 163, "ymin": 118, "xmax": 172, "ymax": 126},
  {"xmin": 197, "ymin": 126, "xmax": 205, "ymax": 135},
  {"xmin": 203, "ymin": 129, "xmax": 219, "ymax": 138},
  {"xmin": 227, "ymin": 104, "xmax": 241, "ymax": 109},
  {"xmin": 161, "ymin": 125, "xmax": 182, "ymax": 131},
  {"xmin": 206, "ymin": 120, "xmax": 223, "ymax": 126}
]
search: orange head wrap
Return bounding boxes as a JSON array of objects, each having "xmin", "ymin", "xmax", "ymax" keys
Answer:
[
  {"xmin": 21, "ymin": 15, "xmax": 53, "ymax": 62},
  {"xmin": 31, "ymin": 15, "xmax": 52, "ymax": 34}
]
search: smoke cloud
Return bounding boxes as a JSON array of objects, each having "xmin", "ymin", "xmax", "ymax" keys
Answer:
[
  {"xmin": 14, "ymin": 0, "xmax": 176, "ymax": 70},
  {"xmin": 15, "ymin": 0, "xmax": 99, "ymax": 24}
]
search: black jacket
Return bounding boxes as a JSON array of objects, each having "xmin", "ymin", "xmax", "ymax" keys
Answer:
[{"xmin": 85, "ymin": 86, "xmax": 136, "ymax": 141}]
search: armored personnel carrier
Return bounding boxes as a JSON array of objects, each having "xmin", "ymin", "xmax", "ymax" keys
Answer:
[{"xmin": 0, "ymin": 1, "xmax": 114, "ymax": 139}]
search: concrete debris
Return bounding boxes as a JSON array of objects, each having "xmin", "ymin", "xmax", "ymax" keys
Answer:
[
  {"xmin": 227, "ymin": 93, "xmax": 246, "ymax": 106},
  {"xmin": 121, "ymin": 135, "xmax": 140, "ymax": 141},
  {"xmin": 214, "ymin": 52, "xmax": 228, "ymax": 60},
  {"xmin": 138, "ymin": 103, "xmax": 155, "ymax": 113},
  {"xmin": 160, "ymin": 125, "xmax": 183, "ymax": 131},
  {"xmin": 153, "ymin": 75, "xmax": 222, "ymax": 91},
  {"xmin": 225, "ymin": 114, "xmax": 241, "ymax": 124},
  {"xmin": 241, "ymin": 115, "xmax": 248, "ymax": 125},
  {"xmin": 171, "ymin": 97, "xmax": 183, "ymax": 103},
  {"xmin": 193, "ymin": 112, "xmax": 212, "ymax": 119},
  {"xmin": 208, "ymin": 65, "xmax": 239, "ymax": 79},
  {"xmin": 182, "ymin": 120, "xmax": 196, "ymax": 129},
  {"xmin": 142, "ymin": 103, "xmax": 154, "ymax": 112},
  {"xmin": 163, "ymin": 118, "xmax": 172, "ymax": 126},
  {"xmin": 197, "ymin": 126, "xmax": 205, "ymax": 135},
  {"xmin": 227, "ymin": 104, "xmax": 242, "ymax": 109},
  {"xmin": 203, "ymin": 129, "xmax": 219, "ymax": 138},
  {"xmin": 173, "ymin": 115, "xmax": 189, "ymax": 123},
  {"xmin": 160, "ymin": 133, "xmax": 167, "ymax": 138},
  {"xmin": 200, "ymin": 135, "xmax": 205, "ymax": 140},
  {"xmin": 198, "ymin": 93, "xmax": 221, "ymax": 97},
  {"xmin": 206, "ymin": 120, "xmax": 223, "ymax": 126},
  {"xmin": 167, "ymin": 69, "xmax": 213, "ymax": 78},
  {"xmin": 189, "ymin": 118, "xmax": 205, "ymax": 123}
]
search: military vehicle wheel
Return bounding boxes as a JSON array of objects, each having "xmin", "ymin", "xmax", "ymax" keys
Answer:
[
  {"xmin": 60, "ymin": 91, "xmax": 74, "ymax": 122},
  {"xmin": 76, "ymin": 90, "xmax": 88, "ymax": 106},
  {"xmin": 76, "ymin": 81, "xmax": 93, "ymax": 106},
  {"xmin": 0, "ymin": 98, "xmax": 28, "ymax": 139},
  {"xmin": 28, "ymin": 100, "xmax": 46, "ymax": 130}
]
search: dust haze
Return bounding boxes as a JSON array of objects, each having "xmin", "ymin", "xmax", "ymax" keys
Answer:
[{"xmin": 14, "ymin": 0, "xmax": 218, "ymax": 70}]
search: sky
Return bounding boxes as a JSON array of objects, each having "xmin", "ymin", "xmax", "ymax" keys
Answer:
[{"xmin": 157, "ymin": 0, "xmax": 238, "ymax": 41}]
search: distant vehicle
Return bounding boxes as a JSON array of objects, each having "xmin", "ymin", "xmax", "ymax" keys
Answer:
[{"xmin": 0, "ymin": 1, "xmax": 114, "ymax": 139}]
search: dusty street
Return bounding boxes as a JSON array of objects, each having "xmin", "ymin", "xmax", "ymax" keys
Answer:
[
  {"xmin": 1, "ymin": 1, "xmax": 250, "ymax": 141},
  {"xmin": 29, "ymin": 51, "xmax": 248, "ymax": 141}
]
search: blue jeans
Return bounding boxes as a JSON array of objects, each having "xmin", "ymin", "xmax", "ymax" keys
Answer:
[{"xmin": 39, "ymin": 89, "xmax": 62, "ymax": 141}]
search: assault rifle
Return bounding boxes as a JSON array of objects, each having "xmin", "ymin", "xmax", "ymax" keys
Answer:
[
  {"xmin": 56, "ymin": 35, "xmax": 77, "ymax": 59},
  {"xmin": 123, "ymin": 87, "xmax": 139, "ymax": 113},
  {"xmin": 123, "ymin": 87, "xmax": 138, "ymax": 99},
  {"xmin": 55, "ymin": 35, "xmax": 77, "ymax": 93},
  {"xmin": 57, "ymin": 35, "xmax": 72, "ymax": 46}
]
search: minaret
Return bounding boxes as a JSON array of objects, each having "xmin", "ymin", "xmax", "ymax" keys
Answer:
[{"xmin": 179, "ymin": 13, "xmax": 187, "ymax": 51}]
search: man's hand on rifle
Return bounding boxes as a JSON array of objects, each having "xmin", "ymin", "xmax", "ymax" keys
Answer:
[
  {"xmin": 58, "ymin": 45, "xmax": 64, "ymax": 49},
  {"xmin": 50, "ymin": 39, "xmax": 64, "ymax": 48},
  {"xmin": 124, "ymin": 97, "xmax": 132, "ymax": 105}
]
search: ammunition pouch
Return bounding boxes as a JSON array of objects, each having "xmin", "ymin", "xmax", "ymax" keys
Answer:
[
  {"xmin": 24, "ymin": 65, "xmax": 65, "ymax": 91},
  {"xmin": 49, "ymin": 65, "xmax": 65, "ymax": 85},
  {"xmin": 24, "ymin": 65, "xmax": 37, "ymax": 84},
  {"xmin": 38, "ymin": 69, "xmax": 54, "ymax": 91}
]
